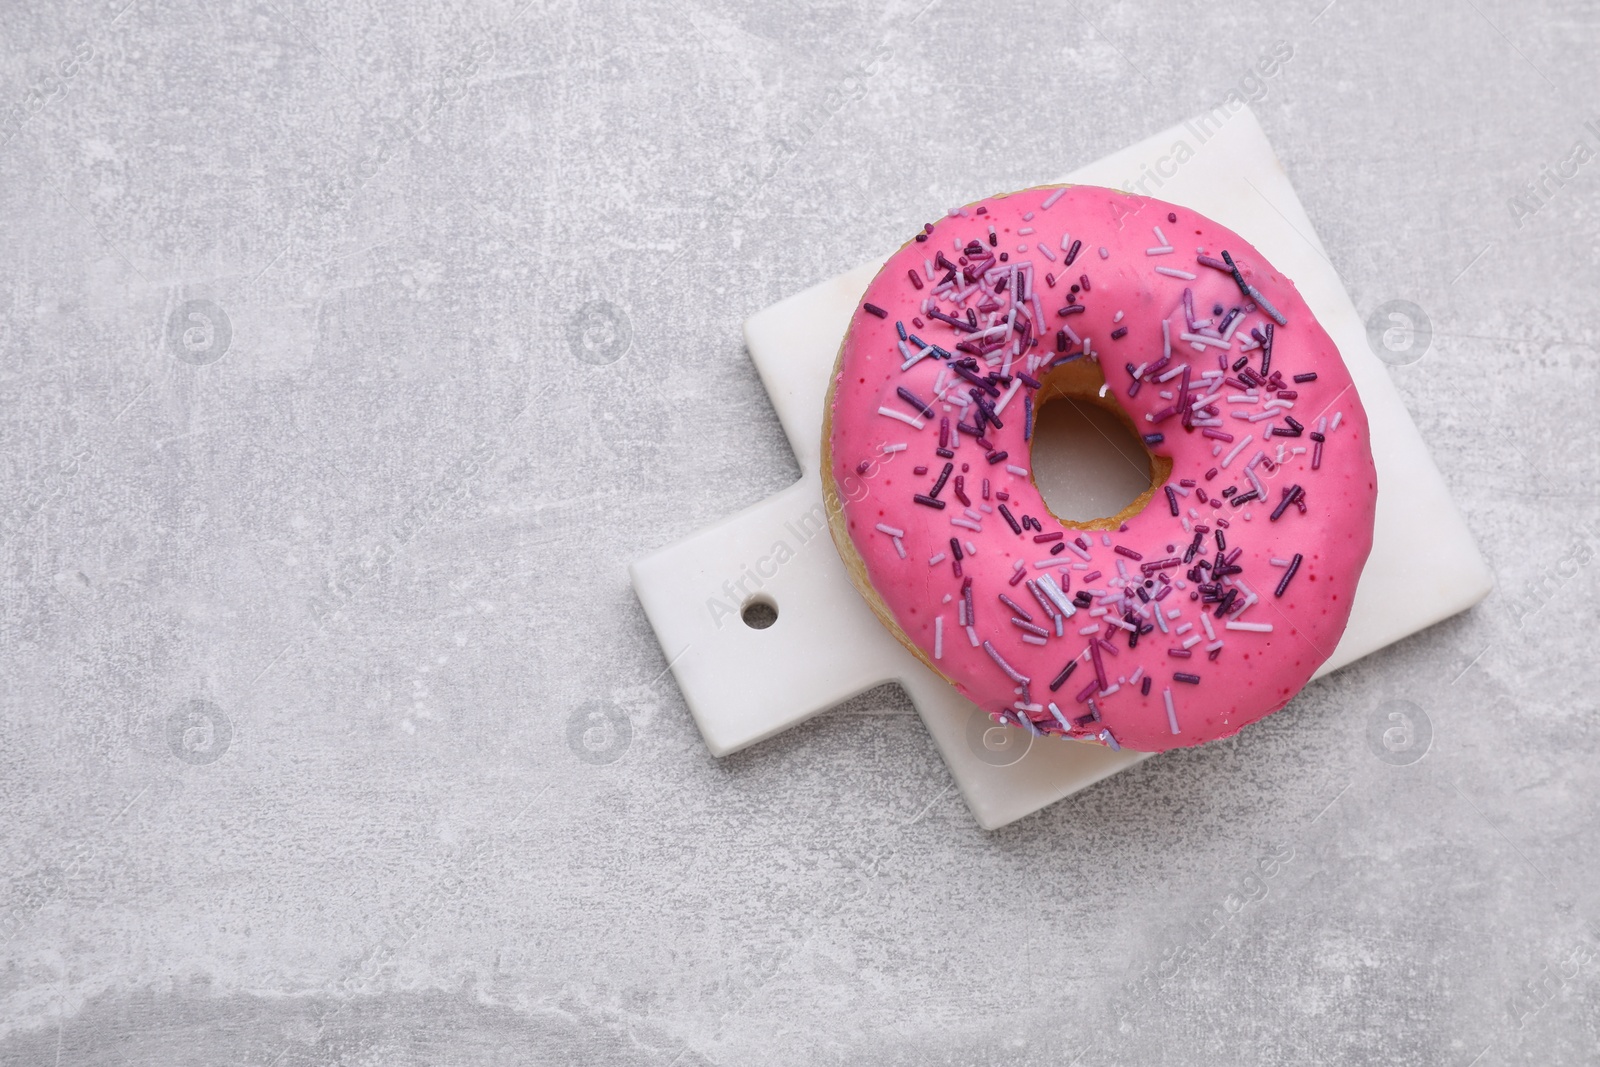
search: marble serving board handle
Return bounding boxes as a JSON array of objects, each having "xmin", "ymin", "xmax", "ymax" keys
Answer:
[{"xmin": 630, "ymin": 105, "xmax": 1493, "ymax": 830}]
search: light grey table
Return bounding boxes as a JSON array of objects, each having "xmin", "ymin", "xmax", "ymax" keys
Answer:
[{"xmin": 2, "ymin": 1, "xmax": 1596, "ymax": 1064}]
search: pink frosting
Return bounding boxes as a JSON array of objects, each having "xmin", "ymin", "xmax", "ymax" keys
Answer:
[{"xmin": 827, "ymin": 186, "xmax": 1376, "ymax": 752}]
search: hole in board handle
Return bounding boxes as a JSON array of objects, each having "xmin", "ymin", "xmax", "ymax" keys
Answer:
[{"xmin": 740, "ymin": 595, "xmax": 778, "ymax": 630}]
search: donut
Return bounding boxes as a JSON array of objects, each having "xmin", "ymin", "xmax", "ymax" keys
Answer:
[{"xmin": 823, "ymin": 185, "xmax": 1376, "ymax": 753}]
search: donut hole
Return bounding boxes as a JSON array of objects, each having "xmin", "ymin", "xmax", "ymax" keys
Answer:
[
  {"xmin": 740, "ymin": 594, "xmax": 779, "ymax": 630},
  {"xmin": 1029, "ymin": 359, "xmax": 1171, "ymax": 529}
]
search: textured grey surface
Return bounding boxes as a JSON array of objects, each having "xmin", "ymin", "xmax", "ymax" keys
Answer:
[{"xmin": 1, "ymin": 0, "xmax": 1598, "ymax": 1063}]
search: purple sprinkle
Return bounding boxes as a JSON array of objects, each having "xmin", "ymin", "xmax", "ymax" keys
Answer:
[
  {"xmin": 949, "ymin": 537, "xmax": 963, "ymax": 561},
  {"xmin": 1111, "ymin": 326, "xmax": 1128, "ymax": 340},
  {"xmin": 913, "ymin": 493, "xmax": 946, "ymax": 509},
  {"xmin": 863, "ymin": 302, "xmax": 887, "ymax": 319},
  {"xmin": 1165, "ymin": 486, "xmax": 1180, "ymax": 516},
  {"xmin": 1294, "ymin": 372, "xmax": 1318, "ymax": 383},
  {"xmin": 1114, "ymin": 545, "xmax": 1144, "ymax": 561},
  {"xmin": 1275, "ymin": 553, "xmax": 1303, "ymax": 597},
  {"xmin": 1048, "ymin": 660, "xmax": 1079, "ymax": 692},
  {"xmin": 998, "ymin": 503, "xmax": 1022, "ymax": 535},
  {"xmin": 1269, "ymin": 484, "xmax": 1302, "ymax": 522},
  {"xmin": 929, "ymin": 461, "xmax": 954, "ymax": 498},
  {"xmin": 1173, "ymin": 672, "xmax": 1201, "ymax": 684},
  {"xmin": 897, "ymin": 386, "xmax": 934, "ymax": 418}
]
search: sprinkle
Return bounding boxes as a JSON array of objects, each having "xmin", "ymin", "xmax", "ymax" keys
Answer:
[
  {"xmin": 892, "ymin": 537, "xmax": 906, "ymax": 559},
  {"xmin": 929, "ymin": 461, "xmax": 954, "ymax": 498},
  {"xmin": 983, "ymin": 640, "xmax": 1030, "ymax": 684},
  {"xmin": 1275, "ymin": 553, "xmax": 1303, "ymax": 597},
  {"xmin": 913, "ymin": 493, "xmax": 946, "ymax": 509},
  {"xmin": 1294, "ymin": 372, "xmax": 1318, "ymax": 383},
  {"xmin": 1065, "ymin": 239, "xmax": 1082, "ymax": 265},
  {"xmin": 863, "ymin": 302, "xmax": 887, "ymax": 318},
  {"xmin": 967, "ymin": 625, "xmax": 980, "ymax": 646},
  {"xmin": 934, "ymin": 617, "xmax": 944, "ymax": 659},
  {"xmin": 1037, "ymin": 574, "xmax": 1076, "ymax": 617},
  {"xmin": 879, "ymin": 406, "xmax": 925, "ymax": 429},
  {"xmin": 1098, "ymin": 728, "xmax": 1121, "ymax": 751},
  {"xmin": 1099, "ymin": 247, "xmax": 1109, "ymax": 258},
  {"xmin": 1147, "ymin": 246, "xmax": 1174, "ymax": 256},
  {"xmin": 928, "ymin": 553, "xmax": 947, "ymax": 566},
  {"xmin": 1225, "ymin": 620, "xmax": 1274, "ymax": 632},
  {"xmin": 998, "ymin": 503, "xmax": 1023, "ymax": 535},
  {"xmin": 896, "ymin": 386, "xmax": 935, "ymax": 419},
  {"xmin": 1269, "ymin": 484, "xmax": 1303, "ymax": 522},
  {"xmin": 1164, "ymin": 688, "xmax": 1180, "ymax": 734},
  {"xmin": 1155, "ymin": 266, "xmax": 1198, "ymax": 280},
  {"xmin": 875, "ymin": 523, "xmax": 905, "ymax": 537},
  {"xmin": 1173, "ymin": 672, "xmax": 1201, "ymax": 684},
  {"xmin": 1048, "ymin": 660, "xmax": 1078, "ymax": 692},
  {"xmin": 1220, "ymin": 433, "xmax": 1253, "ymax": 469},
  {"xmin": 1041, "ymin": 187, "xmax": 1066, "ymax": 210},
  {"xmin": 1005, "ymin": 464, "xmax": 1029, "ymax": 477},
  {"xmin": 1113, "ymin": 545, "xmax": 1143, "ymax": 561}
]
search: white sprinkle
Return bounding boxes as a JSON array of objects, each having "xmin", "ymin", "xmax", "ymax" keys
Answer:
[
  {"xmin": 1164, "ymin": 687, "xmax": 1179, "ymax": 734},
  {"xmin": 1157, "ymin": 362, "xmax": 1188, "ymax": 382},
  {"xmin": 1099, "ymin": 246, "xmax": 1109, "ymax": 259},
  {"xmin": 1019, "ymin": 226, "xmax": 1035, "ymax": 235},
  {"xmin": 934, "ymin": 616, "xmax": 944, "ymax": 659},
  {"xmin": 1048, "ymin": 702, "xmax": 1071, "ymax": 730},
  {"xmin": 1079, "ymin": 624, "xmax": 1101, "ymax": 636},
  {"xmin": 1167, "ymin": 607, "xmax": 1181, "ymax": 619},
  {"xmin": 1175, "ymin": 623, "xmax": 1194, "ymax": 634},
  {"xmin": 881, "ymin": 443, "xmax": 908, "ymax": 453},
  {"xmin": 878, "ymin": 406, "xmax": 924, "ymax": 429},
  {"xmin": 1331, "ymin": 411, "xmax": 1344, "ymax": 430},
  {"xmin": 1023, "ymin": 211, "xmax": 1034, "ymax": 221},
  {"xmin": 1155, "ymin": 266, "xmax": 1198, "ymax": 280},
  {"xmin": 1006, "ymin": 464, "xmax": 1029, "ymax": 477},
  {"xmin": 1225, "ymin": 620, "xmax": 1274, "ymax": 632},
  {"xmin": 892, "ymin": 536, "xmax": 906, "ymax": 559},
  {"xmin": 1037, "ymin": 574, "xmax": 1076, "ymax": 617},
  {"xmin": 1041, "ymin": 187, "xmax": 1066, "ymax": 210},
  {"xmin": 1153, "ymin": 225, "xmax": 1168, "ymax": 245},
  {"xmin": 1200, "ymin": 612, "xmax": 1216, "ymax": 641},
  {"xmin": 1038, "ymin": 244, "xmax": 1057, "ymax": 262},
  {"xmin": 1153, "ymin": 607, "xmax": 1169, "ymax": 634},
  {"xmin": 1021, "ymin": 634, "xmax": 1048, "ymax": 646},
  {"xmin": 951, "ymin": 517, "xmax": 983, "ymax": 532},
  {"xmin": 875, "ymin": 523, "xmax": 905, "ymax": 538},
  {"xmin": 1180, "ymin": 331, "xmax": 1230, "ymax": 349},
  {"xmin": 1129, "ymin": 666, "xmax": 1145, "ymax": 685},
  {"xmin": 929, "ymin": 552, "xmax": 947, "ymax": 566},
  {"xmin": 1098, "ymin": 683, "xmax": 1121, "ymax": 697},
  {"xmin": 1060, "ymin": 231, "xmax": 1072, "ymax": 251},
  {"xmin": 1221, "ymin": 433, "xmax": 1253, "ymax": 468},
  {"xmin": 1182, "ymin": 634, "xmax": 1202, "ymax": 649},
  {"xmin": 966, "ymin": 625, "xmax": 980, "ymax": 647},
  {"xmin": 1206, "ymin": 639, "xmax": 1225, "ymax": 652},
  {"xmin": 993, "ymin": 376, "xmax": 1024, "ymax": 415},
  {"xmin": 965, "ymin": 540, "xmax": 977, "ymax": 555},
  {"xmin": 1147, "ymin": 245, "xmax": 1174, "ymax": 256}
]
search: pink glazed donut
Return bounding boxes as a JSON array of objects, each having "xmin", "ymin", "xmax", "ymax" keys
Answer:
[{"xmin": 822, "ymin": 185, "xmax": 1376, "ymax": 753}]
